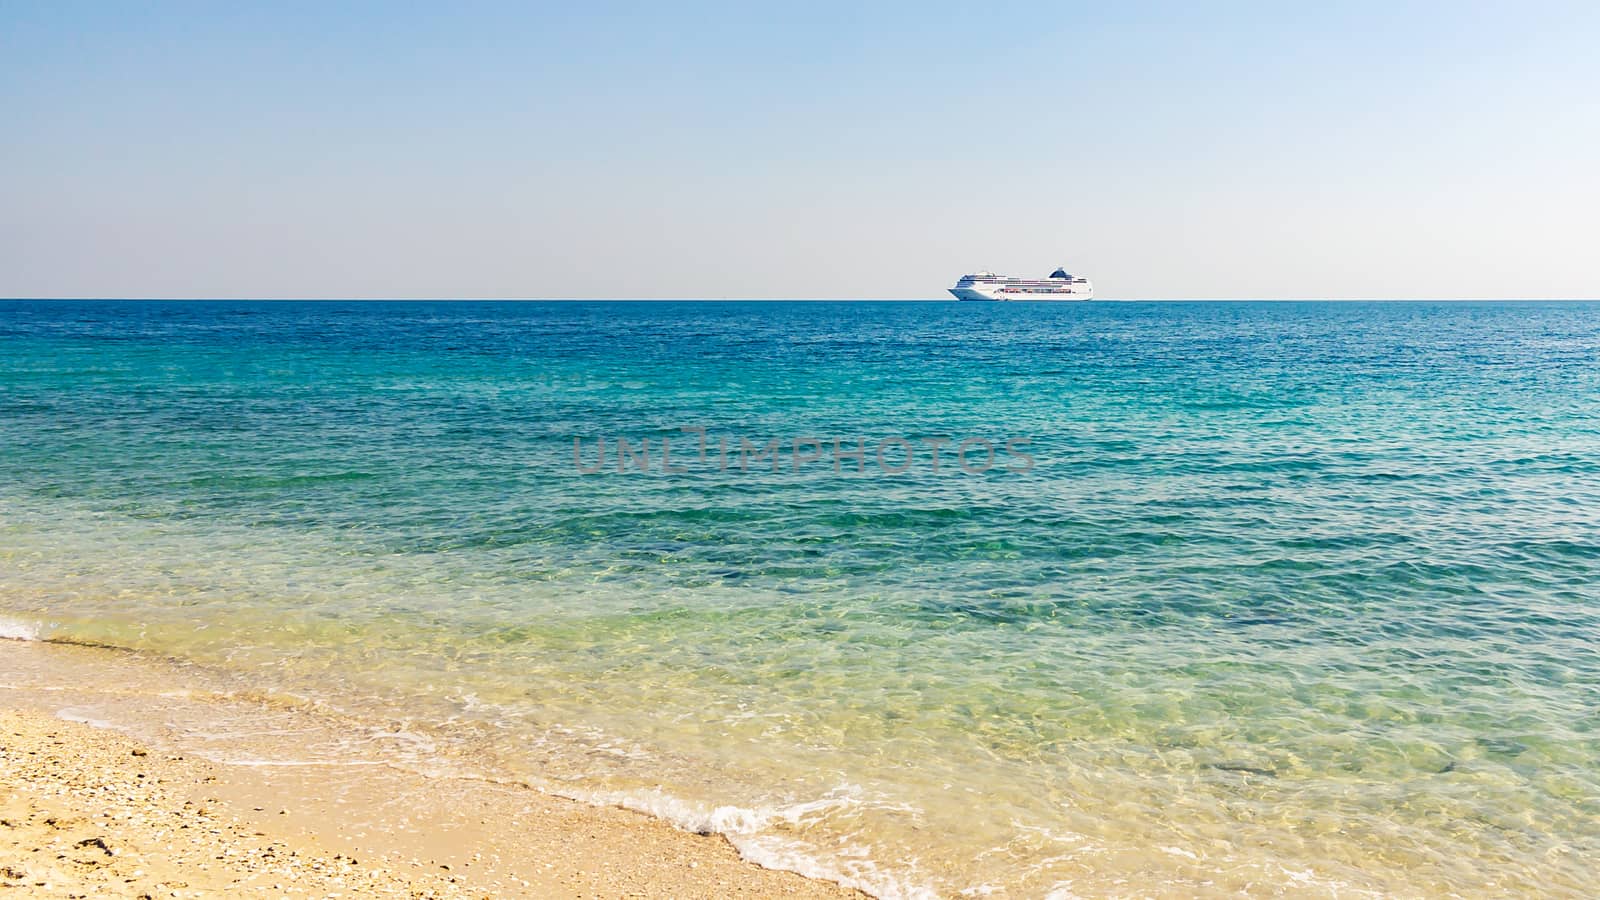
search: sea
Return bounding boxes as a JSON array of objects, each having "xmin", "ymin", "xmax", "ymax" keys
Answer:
[{"xmin": 1, "ymin": 299, "xmax": 1597, "ymax": 897}]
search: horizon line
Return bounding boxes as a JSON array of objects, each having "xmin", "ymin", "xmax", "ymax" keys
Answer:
[{"xmin": 5, "ymin": 298, "xmax": 1600, "ymax": 305}]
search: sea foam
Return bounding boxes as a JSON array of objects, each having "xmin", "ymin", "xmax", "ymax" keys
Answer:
[
  {"xmin": 559, "ymin": 784, "xmax": 937, "ymax": 899},
  {"xmin": 0, "ymin": 618, "xmax": 41, "ymax": 641}
]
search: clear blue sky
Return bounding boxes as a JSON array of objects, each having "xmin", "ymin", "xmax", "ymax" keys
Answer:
[{"xmin": 4, "ymin": 1, "xmax": 1598, "ymax": 298}]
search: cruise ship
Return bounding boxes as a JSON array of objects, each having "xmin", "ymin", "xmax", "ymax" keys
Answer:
[{"xmin": 949, "ymin": 267, "xmax": 1094, "ymax": 301}]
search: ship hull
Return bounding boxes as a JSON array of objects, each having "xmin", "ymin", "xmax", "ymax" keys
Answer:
[{"xmin": 949, "ymin": 285, "xmax": 1094, "ymax": 301}]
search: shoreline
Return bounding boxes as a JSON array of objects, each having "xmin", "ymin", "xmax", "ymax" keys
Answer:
[{"xmin": 0, "ymin": 637, "xmax": 866, "ymax": 899}]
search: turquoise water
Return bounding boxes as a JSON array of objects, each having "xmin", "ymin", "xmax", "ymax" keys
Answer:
[{"xmin": 2, "ymin": 300, "xmax": 1598, "ymax": 896}]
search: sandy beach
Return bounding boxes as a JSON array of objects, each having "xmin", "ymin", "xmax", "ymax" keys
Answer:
[{"xmin": 0, "ymin": 639, "xmax": 863, "ymax": 899}]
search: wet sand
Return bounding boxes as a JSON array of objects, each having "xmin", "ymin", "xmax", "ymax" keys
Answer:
[{"xmin": 0, "ymin": 639, "xmax": 864, "ymax": 898}]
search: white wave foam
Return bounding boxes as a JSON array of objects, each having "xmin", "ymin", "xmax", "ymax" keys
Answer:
[
  {"xmin": 207, "ymin": 757, "xmax": 389, "ymax": 768},
  {"xmin": 0, "ymin": 617, "xmax": 41, "ymax": 641},
  {"xmin": 573, "ymin": 784, "xmax": 855, "ymax": 834},
  {"xmin": 559, "ymin": 784, "xmax": 937, "ymax": 899},
  {"xmin": 55, "ymin": 707, "xmax": 118, "ymax": 730},
  {"xmin": 732, "ymin": 832, "xmax": 938, "ymax": 900}
]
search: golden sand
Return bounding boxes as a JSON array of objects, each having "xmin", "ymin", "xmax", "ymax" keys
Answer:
[{"xmin": 0, "ymin": 640, "xmax": 863, "ymax": 898}]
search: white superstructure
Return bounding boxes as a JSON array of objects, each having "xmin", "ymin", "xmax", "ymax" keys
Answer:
[{"xmin": 949, "ymin": 267, "xmax": 1094, "ymax": 301}]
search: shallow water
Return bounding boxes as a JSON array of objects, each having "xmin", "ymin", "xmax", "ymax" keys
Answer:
[{"xmin": 2, "ymin": 300, "xmax": 1598, "ymax": 896}]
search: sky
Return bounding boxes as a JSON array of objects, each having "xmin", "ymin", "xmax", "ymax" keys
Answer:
[{"xmin": 3, "ymin": 1, "xmax": 1599, "ymax": 299}]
